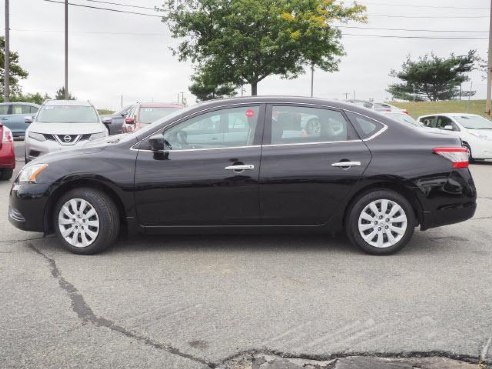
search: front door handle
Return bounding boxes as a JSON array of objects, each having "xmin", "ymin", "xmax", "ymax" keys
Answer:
[
  {"xmin": 331, "ymin": 161, "xmax": 361, "ymax": 168},
  {"xmin": 225, "ymin": 164, "xmax": 255, "ymax": 171}
]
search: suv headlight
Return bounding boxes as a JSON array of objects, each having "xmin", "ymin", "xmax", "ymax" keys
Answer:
[
  {"xmin": 18, "ymin": 164, "xmax": 48, "ymax": 184},
  {"xmin": 89, "ymin": 132, "xmax": 107, "ymax": 141},
  {"xmin": 28, "ymin": 132, "xmax": 46, "ymax": 142}
]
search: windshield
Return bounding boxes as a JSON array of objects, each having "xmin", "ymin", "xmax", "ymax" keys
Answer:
[
  {"xmin": 37, "ymin": 105, "xmax": 99, "ymax": 123},
  {"xmin": 454, "ymin": 115, "xmax": 492, "ymax": 129},
  {"xmin": 386, "ymin": 113, "xmax": 422, "ymax": 127},
  {"xmin": 139, "ymin": 107, "xmax": 181, "ymax": 124}
]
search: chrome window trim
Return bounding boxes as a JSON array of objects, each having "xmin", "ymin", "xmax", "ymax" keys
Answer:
[{"xmin": 130, "ymin": 101, "xmax": 389, "ymax": 152}]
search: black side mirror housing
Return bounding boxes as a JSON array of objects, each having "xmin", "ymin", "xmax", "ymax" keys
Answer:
[
  {"xmin": 149, "ymin": 134, "xmax": 168, "ymax": 152},
  {"xmin": 24, "ymin": 116, "xmax": 33, "ymax": 124},
  {"xmin": 102, "ymin": 117, "xmax": 112, "ymax": 124}
]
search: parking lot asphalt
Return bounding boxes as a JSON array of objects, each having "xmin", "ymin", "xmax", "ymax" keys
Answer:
[{"xmin": 1, "ymin": 141, "xmax": 491, "ymax": 369}]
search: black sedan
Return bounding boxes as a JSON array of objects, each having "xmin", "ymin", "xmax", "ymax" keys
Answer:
[{"xmin": 8, "ymin": 97, "xmax": 476, "ymax": 255}]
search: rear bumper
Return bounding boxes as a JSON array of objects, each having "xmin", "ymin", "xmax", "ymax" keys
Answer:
[
  {"xmin": 0, "ymin": 142, "xmax": 15, "ymax": 169},
  {"xmin": 417, "ymin": 168, "xmax": 477, "ymax": 230}
]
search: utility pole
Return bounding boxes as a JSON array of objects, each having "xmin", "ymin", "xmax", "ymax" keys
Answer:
[
  {"xmin": 486, "ymin": 0, "xmax": 492, "ymax": 115},
  {"xmin": 343, "ymin": 92, "xmax": 350, "ymax": 100},
  {"xmin": 310, "ymin": 64, "xmax": 314, "ymax": 97},
  {"xmin": 64, "ymin": 0, "xmax": 69, "ymax": 99},
  {"xmin": 4, "ymin": 0, "xmax": 10, "ymax": 102}
]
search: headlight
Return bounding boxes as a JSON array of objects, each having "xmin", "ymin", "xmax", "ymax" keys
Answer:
[
  {"xmin": 89, "ymin": 132, "xmax": 107, "ymax": 141},
  {"xmin": 18, "ymin": 164, "xmax": 48, "ymax": 184},
  {"xmin": 28, "ymin": 132, "xmax": 46, "ymax": 142}
]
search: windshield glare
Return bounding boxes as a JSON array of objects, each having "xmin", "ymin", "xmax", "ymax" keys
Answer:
[
  {"xmin": 37, "ymin": 105, "xmax": 99, "ymax": 123},
  {"xmin": 139, "ymin": 107, "xmax": 181, "ymax": 124},
  {"xmin": 454, "ymin": 115, "xmax": 492, "ymax": 129}
]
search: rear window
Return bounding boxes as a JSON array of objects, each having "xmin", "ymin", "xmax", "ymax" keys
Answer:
[
  {"xmin": 345, "ymin": 111, "xmax": 385, "ymax": 139},
  {"xmin": 37, "ymin": 105, "xmax": 99, "ymax": 123}
]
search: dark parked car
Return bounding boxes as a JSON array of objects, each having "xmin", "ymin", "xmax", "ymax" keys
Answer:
[
  {"xmin": 9, "ymin": 97, "xmax": 476, "ymax": 255},
  {"xmin": 101, "ymin": 105, "xmax": 134, "ymax": 135}
]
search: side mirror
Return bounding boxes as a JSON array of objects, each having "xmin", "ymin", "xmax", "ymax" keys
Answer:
[
  {"xmin": 443, "ymin": 125, "xmax": 453, "ymax": 131},
  {"xmin": 125, "ymin": 117, "xmax": 135, "ymax": 125},
  {"xmin": 149, "ymin": 134, "xmax": 168, "ymax": 152},
  {"xmin": 24, "ymin": 116, "xmax": 33, "ymax": 124},
  {"xmin": 102, "ymin": 117, "xmax": 112, "ymax": 124}
]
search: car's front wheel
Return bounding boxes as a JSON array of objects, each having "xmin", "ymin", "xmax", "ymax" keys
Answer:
[
  {"xmin": 54, "ymin": 188, "xmax": 120, "ymax": 254},
  {"xmin": 346, "ymin": 189, "xmax": 416, "ymax": 255}
]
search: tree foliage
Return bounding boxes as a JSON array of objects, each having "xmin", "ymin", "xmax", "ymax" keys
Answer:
[
  {"xmin": 160, "ymin": 0, "xmax": 366, "ymax": 96},
  {"xmin": 189, "ymin": 67, "xmax": 237, "ymax": 101},
  {"xmin": 387, "ymin": 50, "xmax": 478, "ymax": 101},
  {"xmin": 55, "ymin": 86, "xmax": 75, "ymax": 100},
  {"xmin": 0, "ymin": 36, "xmax": 29, "ymax": 98}
]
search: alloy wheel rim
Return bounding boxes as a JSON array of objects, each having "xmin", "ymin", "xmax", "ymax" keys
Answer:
[
  {"xmin": 58, "ymin": 198, "xmax": 99, "ymax": 248},
  {"xmin": 358, "ymin": 199, "xmax": 408, "ymax": 248}
]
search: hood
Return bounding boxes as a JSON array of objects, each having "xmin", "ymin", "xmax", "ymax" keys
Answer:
[{"xmin": 28, "ymin": 122, "xmax": 106, "ymax": 135}]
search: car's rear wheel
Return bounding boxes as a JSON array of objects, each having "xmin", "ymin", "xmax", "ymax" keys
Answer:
[
  {"xmin": 53, "ymin": 188, "xmax": 120, "ymax": 254},
  {"xmin": 346, "ymin": 189, "xmax": 416, "ymax": 255},
  {"xmin": 0, "ymin": 169, "xmax": 13, "ymax": 181}
]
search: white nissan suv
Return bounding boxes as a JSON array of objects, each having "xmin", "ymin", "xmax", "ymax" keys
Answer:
[
  {"xmin": 25, "ymin": 100, "xmax": 108, "ymax": 163},
  {"xmin": 417, "ymin": 113, "xmax": 492, "ymax": 161}
]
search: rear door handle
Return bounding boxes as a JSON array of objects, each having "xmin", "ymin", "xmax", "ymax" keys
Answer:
[
  {"xmin": 225, "ymin": 164, "xmax": 255, "ymax": 171},
  {"xmin": 331, "ymin": 161, "xmax": 361, "ymax": 168}
]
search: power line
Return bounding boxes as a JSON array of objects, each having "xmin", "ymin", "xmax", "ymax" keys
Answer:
[
  {"xmin": 337, "ymin": 25, "xmax": 488, "ymax": 34},
  {"xmin": 370, "ymin": 14, "xmax": 489, "ymax": 19},
  {"xmin": 342, "ymin": 33, "xmax": 488, "ymax": 40},
  {"xmin": 362, "ymin": 1, "xmax": 488, "ymax": 10},
  {"xmin": 81, "ymin": 0, "xmax": 156, "ymax": 11},
  {"xmin": 41, "ymin": 0, "xmax": 162, "ymax": 17},
  {"xmin": 12, "ymin": 28, "xmax": 165, "ymax": 36}
]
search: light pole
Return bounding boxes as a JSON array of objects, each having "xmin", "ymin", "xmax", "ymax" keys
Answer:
[
  {"xmin": 64, "ymin": 0, "xmax": 68, "ymax": 99},
  {"xmin": 4, "ymin": 0, "xmax": 10, "ymax": 102},
  {"xmin": 486, "ymin": 0, "xmax": 492, "ymax": 115},
  {"xmin": 310, "ymin": 64, "xmax": 314, "ymax": 97}
]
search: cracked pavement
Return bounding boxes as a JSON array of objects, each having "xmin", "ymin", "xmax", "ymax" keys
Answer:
[{"xmin": 1, "ymin": 142, "xmax": 491, "ymax": 368}]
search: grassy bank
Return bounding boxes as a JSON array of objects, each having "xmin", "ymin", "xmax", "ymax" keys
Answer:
[{"xmin": 390, "ymin": 100, "xmax": 489, "ymax": 119}]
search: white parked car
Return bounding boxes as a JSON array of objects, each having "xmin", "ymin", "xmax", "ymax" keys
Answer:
[
  {"xmin": 382, "ymin": 111, "xmax": 425, "ymax": 128},
  {"xmin": 417, "ymin": 113, "xmax": 492, "ymax": 161},
  {"xmin": 346, "ymin": 100, "xmax": 408, "ymax": 114},
  {"xmin": 25, "ymin": 100, "xmax": 108, "ymax": 163}
]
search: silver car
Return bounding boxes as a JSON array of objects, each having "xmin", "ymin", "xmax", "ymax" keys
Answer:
[{"xmin": 25, "ymin": 100, "xmax": 108, "ymax": 163}]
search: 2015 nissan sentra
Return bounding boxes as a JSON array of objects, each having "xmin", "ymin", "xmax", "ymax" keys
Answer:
[{"xmin": 8, "ymin": 97, "xmax": 476, "ymax": 255}]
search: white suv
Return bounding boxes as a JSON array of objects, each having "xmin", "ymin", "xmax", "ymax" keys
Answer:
[
  {"xmin": 417, "ymin": 113, "xmax": 492, "ymax": 161},
  {"xmin": 25, "ymin": 100, "xmax": 108, "ymax": 163}
]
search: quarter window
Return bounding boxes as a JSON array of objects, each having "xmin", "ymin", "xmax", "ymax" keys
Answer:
[
  {"xmin": 270, "ymin": 106, "xmax": 356, "ymax": 144},
  {"xmin": 12, "ymin": 105, "xmax": 31, "ymax": 114},
  {"xmin": 162, "ymin": 106, "xmax": 260, "ymax": 150},
  {"xmin": 344, "ymin": 111, "xmax": 384, "ymax": 139}
]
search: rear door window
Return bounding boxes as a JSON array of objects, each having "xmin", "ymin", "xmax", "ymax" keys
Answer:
[
  {"xmin": 268, "ymin": 105, "xmax": 357, "ymax": 145},
  {"xmin": 12, "ymin": 105, "xmax": 31, "ymax": 114}
]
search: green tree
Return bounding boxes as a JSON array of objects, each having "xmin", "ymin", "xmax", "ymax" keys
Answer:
[
  {"xmin": 160, "ymin": 0, "xmax": 366, "ymax": 96},
  {"xmin": 189, "ymin": 67, "xmax": 237, "ymax": 101},
  {"xmin": 387, "ymin": 50, "xmax": 478, "ymax": 101},
  {"xmin": 0, "ymin": 36, "xmax": 29, "ymax": 99},
  {"xmin": 10, "ymin": 92, "xmax": 51, "ymax": 105},
  {"xmin": 55, "ymin": 86, "xmax": 75, "ymax": 100}
]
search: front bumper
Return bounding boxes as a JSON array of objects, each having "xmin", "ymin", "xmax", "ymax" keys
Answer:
[{"xmin": 8, "ymin": 182, "xmax": 50, "ymax": 232}]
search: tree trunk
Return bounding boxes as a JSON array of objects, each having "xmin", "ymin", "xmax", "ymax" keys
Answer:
[{"xmin": 251, "ymin": 82, "xmax": 258, "ymax": 96}]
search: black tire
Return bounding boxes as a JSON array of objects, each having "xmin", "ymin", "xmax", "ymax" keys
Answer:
[
  {"xmin": 53, "ymin": 188, "xmax": 120, "ymax": 254},
  {"xmin": 463, "ymin": 143, "xmax": 475, "ymax": 163},
  {"xmin": 346, "ymin": 189, "xmax": 416, "ymax": 255},
  {"xmin": 0, "ymin": 169, "xmax": 13, "ymax": 181}
]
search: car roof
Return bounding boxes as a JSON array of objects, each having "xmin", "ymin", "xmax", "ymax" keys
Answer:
[
  {"xmin": 0, "ymin": 102, "xmax": 40, "ymax": 107},
  {"xmin": 418, "ymin": 113, "xmax": 480, "ymax": 118},
  {"xmin": 44, "ymin": 100, "xmax": 93, "ymax": 106}
]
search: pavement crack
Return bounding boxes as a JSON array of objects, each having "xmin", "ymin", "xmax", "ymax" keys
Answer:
[
  {"xmin": 26, "ymin": 242, "xmax": 216, "ymax": 368},
  {"xmin": 480, "ymin": 337, "xmax": 492, "ymax": 367}
]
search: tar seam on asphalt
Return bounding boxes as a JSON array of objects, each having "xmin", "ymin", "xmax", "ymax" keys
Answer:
[
  {"xmin": 25, "ymin": 242, "xmax": 217, "ymax": 369},
  {"xmin": 24, "ymin": 242, "xmax": 491, "ymax": 369}
]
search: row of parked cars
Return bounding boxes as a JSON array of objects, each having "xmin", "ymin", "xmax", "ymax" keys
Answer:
[{"xmin": 0, "ymin": 100, "xmax": 184, "ymax": 180}]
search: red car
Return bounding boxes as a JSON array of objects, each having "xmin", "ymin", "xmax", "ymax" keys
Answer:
[
  {"xmin": 0, "ymin": 123, "xmax": 15, "ymax": 180},
  {"xmin": 122, "ymin": 102, "xmax": 184, "ymax": 133}
]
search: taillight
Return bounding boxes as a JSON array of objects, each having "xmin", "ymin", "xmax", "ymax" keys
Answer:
[
  {"xmin": 0, "ymin": 124, "xmax": 3, "ymax": 147},
  {"xmin": 3, "ymin": 129, "xmax": 13, "ymax": 142},
  {"xmin": 433, "ymin": 147, "xmax": 469, "ymax": 168}
]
